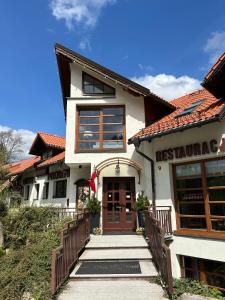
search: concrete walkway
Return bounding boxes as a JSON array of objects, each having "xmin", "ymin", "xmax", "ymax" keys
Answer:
[{"xmin": 58, "ymin": 235, "xmax": 165, "ymax": 300}]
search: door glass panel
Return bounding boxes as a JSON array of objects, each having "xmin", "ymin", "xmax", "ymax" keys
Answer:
[
  {"xmin": 114, "ymin": 192, "xmax": 119, "ymax": 201},
  {"xmin": 211, "ymin": 219, "xmax": 225, "ymax": 231},
  {"xmin": 107, "ymin": 192, "xmax": 112, "ymax": 201},
  {"xmin": 126, "ymin": 192, "xmax": 131, "ymax": 200},
  {"xmin": 107, "ymin": 203, "xmax": 113, "ymax": 211},
  {"xmin": 126, "ymin": 213, "xmax": 132, "ymax": 222},
  {"xmin": 107, "ymin": 213, "xmax": 112, "ymax": 223},
  {"xmin": 114, "ymin": 213, "xmax": 120, "ymax": 223},
  {"xmin": 114, "ymin": 203, "xmax": 121, "ymax": 211},
  {"xmin": 114, "ymin": 183, "xmax": 119, "ymax": 190},
  {"xmin": 107, "ymin": 182, "xmax": 112, "ymax": 190},
  {"xmin": 125, "ymin": 182, "xmax": 131, "ymax": 190}
]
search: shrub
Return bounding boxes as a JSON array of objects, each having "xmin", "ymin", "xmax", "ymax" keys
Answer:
[
  {"xmin": 0, "ymin": 206, "xmax": 67, "ymax": 300},
  {"xmin": 0, "ymin": 198, "xmax": 8, "ymax": 218},
  {"xmin": 134, "ymin": 191, "xmax": 149, "ymax": 211},
  {"xmin": 87, "ymin": 195, "xmax": 101, "ymax": 214},
  {"xmin": 172, "ymin": 278, "xmax": 225, "ymax": 300}
]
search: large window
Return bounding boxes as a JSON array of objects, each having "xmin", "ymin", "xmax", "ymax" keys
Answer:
[
  {"xmin": 180, "ymin": 256, "xmax": 225, "ymax": 292},
  {"xmin": 53, "ymin": 180, "xmax": 67, "ymax": 198},
  {"xmin": 83, "ymin": 72, "xmax": 115, "ymax": 95},
  {"xmin": 76, "ymin": 106, "xmax": 125, "ymax": 152},
  {"xmin": 174, "ymin": 158, "xmax": 225, "ymax": 237}
]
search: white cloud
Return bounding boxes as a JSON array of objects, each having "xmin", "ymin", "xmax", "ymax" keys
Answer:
[
  {"xmin": 138, "ymin": 63, "xmax": 153, "ymax": 72},
  {"xmin": 131, "ymin": 74, "xmax": 201, "ymax": 101},
  {"xmin": 50, "ymin": 0, "xmax": 116, "ymax": 30},
  {"xmin": 79, "ymin": 37, "xmax": 91, "ymax": 51},
  {"xmin": 0, "ymin": 125, "xmax": 36, "ymax": 159},
  {"xmin": 204, "ymin": 31, "xmax": 225, "ymax": 64}
]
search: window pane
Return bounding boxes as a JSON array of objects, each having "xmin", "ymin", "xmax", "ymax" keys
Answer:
[
  {"xmin": 180, "ymin": 217, "xmax": 207, "ymax": 229},
  {"xmin": 204, "ymin": 260, "xmax": 225, "ymax": 275},
  {"xmin": 206, "ymin": 275, "xmax": 225, "ymax": 289},
  {"xmin": 179, "ymin": 203, "xmax": 205, "ymax": 215},
  {"xmin": 94, "ymin": 83, "xmax": 104, "ymax": 93},
  {"xmin": 80, "ymin": 133, "xmax": 99, "ymax": 140},
  {"xmin": 103, "ymin": 107, "xmax": 123, "ymax": 115},
  {"xmin": 103, "ymin": 132, "xmax": 123, "ymax": 140},
  {"xmin": 83, "ymin": 74, "xmax": 93, "ymax": 85},
  {"xmin": 177, "ymin": 190, "xmax": 204, "ymax": 202},
  {"xmin": 104, "ymin": 85, "xmax": 115, "ymax": 94},
  {"xmin": 211, "ymin": 219, "xmax": 225, "ymax": 231},
  {"xmin": 80, "ymin": 117, "xmax": 99, "ymax": 124},
  {"xmin": 79, "ymin": 125, "xmax": 99, "ymax": 132},
  {"xmin": 103, "ymin": 116, "xmax": 123, "ymax": 123},
  {"xmin": 176, "ymin": 178, "xmax": 202, "ymax": 189},
  {"xmin": 103, "ymin": 124, "xmax": 123, "ymax": 132},
  {"xmin": 206, "ymin": 159, "xmax": 225, "ymax": 187},
  {"xmin": 209, "ymin": 189, "xmax": 225, "ymax": 202},
  {"xmin": 79, "ymin": 142, "xmax": 100, "ymax": 150},
  {"xmin": 84, "ymin": 85, "xmax": 94, "ymax": 94},
  {"xmin": 210, "ymin": 203, "xmax": 225, "ymax": 216},
  {"xmin": 176, "ymin": 163, "xmax": 201, "ymax": 177},
  {"xmin": 103, "ymin": 141, "xmax": 123, "ymax": 149},
  {"xmin": 207, "ymin": 175, "xmax": 225, "ymax": 187},
  {"xmin": 80, "ymin": 110, "xmax": 99, "ymax": 116}
]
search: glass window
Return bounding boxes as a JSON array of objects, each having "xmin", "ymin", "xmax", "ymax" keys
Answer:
[
  {"xmin": 53, "ymin": 180, "xmax": 67, "ymax": 198},
  {"xmin": 42, "ymin": 182, "xmax": 49, "ymax": 199},
  {"xmin": 174, "ymin": 159, "xmax": 225, "ymax": 234},
  {"xmin": 77, "ymin": 106, "xmax": 125, "ymax": 151},
  {"xmin": 34, "ymin": 184, "xmax": 40, "ymax": 200},
  {"xmin": 24, "ymin": 185, "xmax": 30, "ymax": 200},
  {"xmin": 83, "ymin": 73, "xmax": 115, "ymax": 95}
]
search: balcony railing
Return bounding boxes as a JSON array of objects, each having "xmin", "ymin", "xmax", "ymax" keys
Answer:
[{"xmin": 149, "ymin": 206, "xmax": 173, "ymax": 237}]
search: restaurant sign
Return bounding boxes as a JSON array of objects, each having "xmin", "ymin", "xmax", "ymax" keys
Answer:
[{"xmin": 156, "ymin": 139, "xmax": 218, "ymax": 162}]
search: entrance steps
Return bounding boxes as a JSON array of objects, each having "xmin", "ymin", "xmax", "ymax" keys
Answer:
[{"xmin": 58, "ymin": 235, "xmax": 166, "ymax": 300}]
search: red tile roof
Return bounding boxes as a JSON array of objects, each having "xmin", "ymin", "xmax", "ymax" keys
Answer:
[
  {"xmin": 131, "ymin": 89, "xmax": 225, "ymax": 141},
  {"xmin": 37, "ymin": 151, "xmax": 65, "ymax": 168},
  {"xmin": 6, "ymin": 156, "xmax": 41, "ymax": 175},
  {"xmin": 37, "ymin": 132, "xmax": 65, "ymax": 148},
  {"xmin": 205, "ymin": 52, "xmax": 225, "ymax": 80}
]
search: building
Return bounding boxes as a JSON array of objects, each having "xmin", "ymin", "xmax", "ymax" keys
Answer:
[
  {"xmin": 129, "ymin": 53, "xmax": 225, "ymax": 291},
  {"xmin": 2, "ymin": 45, "xmax": 225, "ymax": 291}
]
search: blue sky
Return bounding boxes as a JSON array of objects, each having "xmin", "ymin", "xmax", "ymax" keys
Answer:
[{"xmin": 1, "ymin": 0, "xmax": 225, "ymax": 154}]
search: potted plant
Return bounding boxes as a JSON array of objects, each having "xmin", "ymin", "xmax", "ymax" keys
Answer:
[
  {"xmin": 134, "ymin": 191, "xmax": 149, "ymax": 228},
  {"xmin": 87, "ymin": 195, "xmax": 101, "ymax": 233}
]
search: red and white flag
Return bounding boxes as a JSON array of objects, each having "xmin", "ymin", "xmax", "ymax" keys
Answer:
[{"xmin": 89, "ymin": 170, "xmax": 97, "ymax": 193}]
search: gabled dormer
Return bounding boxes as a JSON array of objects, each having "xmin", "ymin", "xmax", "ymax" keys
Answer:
[{"xmin": 29, "ymin": 132, "xmax": 65, "ymax": 159}]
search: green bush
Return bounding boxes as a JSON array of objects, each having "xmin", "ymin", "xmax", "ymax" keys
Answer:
[
  {"xmin": 87, "ymin": 195, "xmax": 101, "ymax": 214},
  {"xmin": 0, "ymin": 198, "xmax": 8, "ymax": 218},
  {"xmin": 0, "ymin": 207, "xmax": 67, "ymax": 300},
  {"xmin": 134, "ymin": 191, "xmax": 149, "ymax": 211},
  {"xmin": 172, "ymin": 278, "xmax": 225, "ymax": 300}
]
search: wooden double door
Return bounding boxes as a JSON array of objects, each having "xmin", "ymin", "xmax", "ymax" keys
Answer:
[{"xmin": 103, "ymin": 177, "xmax": 136, "ymax": 232}]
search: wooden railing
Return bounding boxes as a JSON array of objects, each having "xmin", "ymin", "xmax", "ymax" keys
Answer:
[
  {"xmin": 144, "ymin": 210, "xmax": 173, "ymax": 298},
  {"xmin": 51, "ymin": 210, "xmax": 90, "ymax": 295},
  {"xmin": 149, "ymin": 206, "xmax": 173, "ymax": 237},
  {"xmin": 51, "ymin": 207, "xmax": 78, "ymax": 220}
]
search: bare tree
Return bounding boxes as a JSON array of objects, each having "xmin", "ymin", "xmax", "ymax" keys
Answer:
[{"xmin": 0, "ymin": 130, "xmax": 23, "ymax": 163}]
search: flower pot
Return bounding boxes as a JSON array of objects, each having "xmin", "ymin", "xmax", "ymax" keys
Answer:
[
  {"xmin": 138, "ymin": 211, "xmax": 145, "ymax": 228},
  {"xmin": 90, "ymin": 213, "xmax": 100, "ymax": 232}
]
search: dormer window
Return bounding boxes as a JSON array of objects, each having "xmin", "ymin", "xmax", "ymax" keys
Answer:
[{"xmin": 83, "ymin": 72, "xmax": 115, "ymax": 95}]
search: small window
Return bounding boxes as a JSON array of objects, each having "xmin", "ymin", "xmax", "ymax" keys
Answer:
[
  {"xmin": 34, "ymin": 184, "xmax": 40, "ymax": 200},
  {"xmin": 24, "ymin": 185, "xmax": 30, "ymax": 200},
  {"xmin": 53, "ymin": 180, "xmax": 67, "ymax": 198},
  {"xmin": 176, "ymin": 99, "xmax": 205, "ymax": 118},
  {"xmin": 83, "ymin": 72, "xmax": 115, "ymax": 95},
  {"xmin": 42, "ymin": 182, "xmax": 49, "ymax": 199}
]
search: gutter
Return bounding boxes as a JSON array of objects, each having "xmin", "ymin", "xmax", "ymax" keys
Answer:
[
  {"xmin": 132, "ymin": 137, "xmax": 156, "ymax": 209},
  {"xmin": 129, "ymin": 107, "xmax": 225, "ymax": 145}
]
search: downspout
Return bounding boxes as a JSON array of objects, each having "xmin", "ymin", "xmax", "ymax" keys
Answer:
[{"xmin": 132, "ymin": 137, "xmax": 156, "ymax": 209}]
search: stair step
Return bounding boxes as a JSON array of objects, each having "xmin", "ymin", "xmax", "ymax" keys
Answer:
[
  {"xmin": 79, "ymin": 248, "xmax": 152, "ymax": 261},
  {"xmin": 86, "ymin": 234, "xmax": 148, "ymax": 249},
  {"xmin": 70, "ymin": 260, "xmax": 157, "ymax": 279}
]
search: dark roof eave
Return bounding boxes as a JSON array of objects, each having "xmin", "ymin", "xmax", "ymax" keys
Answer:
[
  {"xmin": 129, "ymin": 107, "xmax": 225, "ymax": 145},
  {"xmin": 55, "ymin": 43, "xmax": 175, "ymax": 111}
]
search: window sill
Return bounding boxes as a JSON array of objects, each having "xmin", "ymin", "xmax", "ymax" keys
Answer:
[
  {"xmin": 174, "ymin": 229, "xmax": 225, "ymax": 240},
  {"xmin": 75, "ymin": 149, "xmax": 126, "ymax": 154}
]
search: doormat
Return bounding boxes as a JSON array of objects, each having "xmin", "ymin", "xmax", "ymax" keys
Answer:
[{"xmin": 76, "ymin": 260, "xmax": 141, "ymax": 275}]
